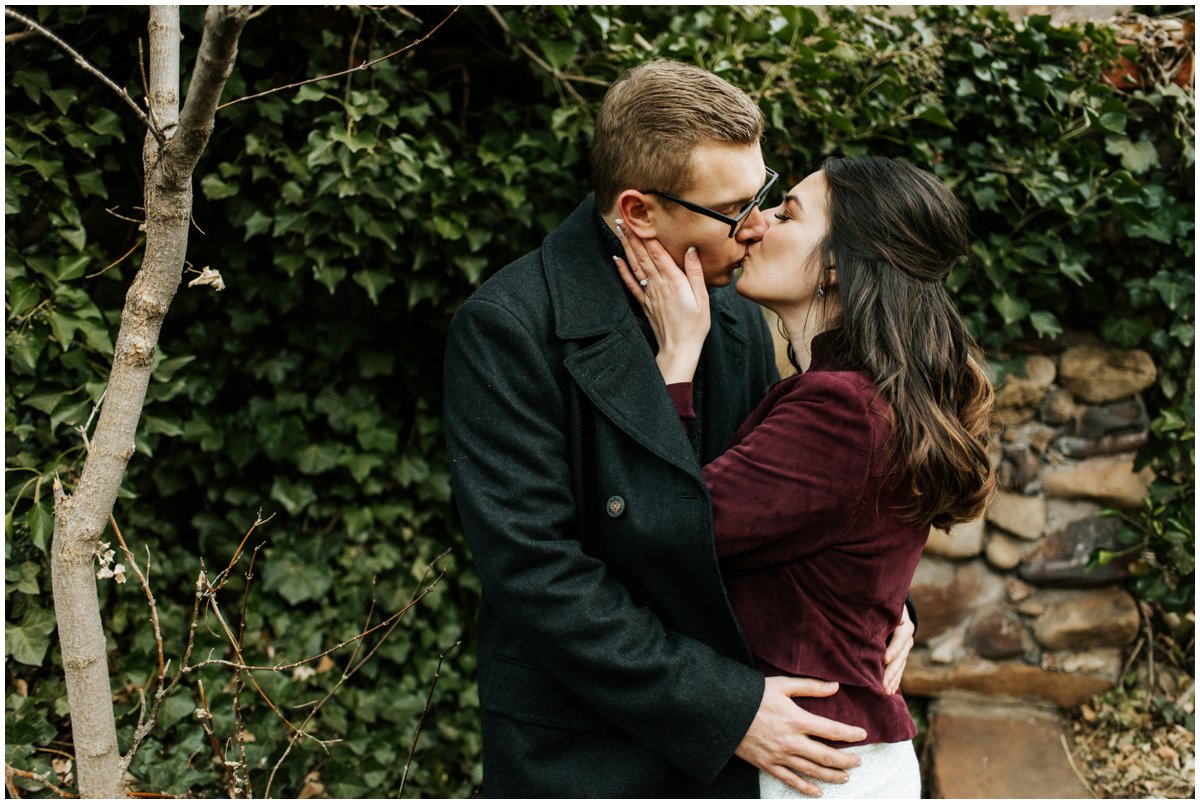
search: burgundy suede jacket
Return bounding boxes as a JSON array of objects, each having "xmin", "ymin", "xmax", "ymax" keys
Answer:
[{"xmin": 668, "ymin": 333, "xmax": 928, "ymax": 746}]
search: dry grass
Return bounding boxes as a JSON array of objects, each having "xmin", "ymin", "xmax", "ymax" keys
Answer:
[{"xmin": 1069, "ymin": 612, "xmax": 1195, "ymax": 799}]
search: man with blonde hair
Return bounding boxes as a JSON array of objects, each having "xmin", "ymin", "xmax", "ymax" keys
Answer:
[{"xmin": 445, "ymin": 59, "xmax": 913, "ymax": 797}]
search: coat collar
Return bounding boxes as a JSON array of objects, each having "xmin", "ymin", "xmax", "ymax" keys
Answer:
[
  {"xmin": 542, "ymin": 195, "xmax": 635, "ymax": 339},
  {"xmin": 542, "ymin": 194, "xmax": 747, "ymax": 342}
]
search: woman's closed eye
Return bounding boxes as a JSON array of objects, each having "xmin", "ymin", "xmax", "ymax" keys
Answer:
[{"xmin": 773, "ymin": 210, "xmax": 792, "ymax": 222}]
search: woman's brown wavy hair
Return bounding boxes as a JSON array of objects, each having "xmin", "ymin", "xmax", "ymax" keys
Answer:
[{"xmin": 809, "ymin": 156, "xmax": 996, "ymax": 529}]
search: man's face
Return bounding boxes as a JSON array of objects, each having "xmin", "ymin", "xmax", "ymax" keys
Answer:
[{"xmin": 650, "ymin": 142, "xmax": 772, "ymax": 287}]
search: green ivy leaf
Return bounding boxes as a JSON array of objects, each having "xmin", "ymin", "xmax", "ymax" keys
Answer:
[
  {"xmin": 1100, "ymin": 314, "xmax": 1155, "ymax": 347},
  {"xmin": 262, "ymin": 554, "xmax": 333, "ymax": 605},
  {"xmin": 353, "ymin": 270, "xmax": 395, "ymax": 305},
  {"xmin": 1105, "ymin": 136, "xmax": 1159, "ymax": 174},
  {"xmin": 6, "ymin": 562, "xmax": 41, "ymax": 595},
  {"xmin": 917, "ymin": 104, "xmax": 956, "ymax": 130},
  {"xmin": 1029, "ymin": 310, "xmax": 1063, "ymax": 338},
  {"xmin": 243, "ymin": 210, "xmax": 273, "ymax": 239},
  {"xmin": 87, "ymin": 108, "xmax": 126, "ymax": 141},
  {"xmin": 7, "ymin": 605, "xmax": 57, "ymax": 665},
  {"xmin": 991, "ymin": 292, "xmax": 1030, "ymax": 325},
  {"xmin": 25, "ymin": 502, "xmax": 53, "ymax": 554},
  {"xmin": 270, "ymin": 476, "xmax": 317, "ymax": 516},
  {"xmin": 295, "ymin": 443, "xmax": 343, "ymax": 475}
]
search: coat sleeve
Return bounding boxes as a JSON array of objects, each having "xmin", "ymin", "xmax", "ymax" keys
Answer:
[
  {"xmin": 444, "ymin": 297, "xmax": 763, "ymax": 783},
  {"xmin": 704, "ymin": 372, "xmax": 877, "ymax": 569}
]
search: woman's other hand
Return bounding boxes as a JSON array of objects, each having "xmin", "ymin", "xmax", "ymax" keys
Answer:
[
  {"xmin": 613, "ymin": 220, "xmax": 710, "ymax": 384},
  {"xmin": 882, "ymin": 605, "xmax": 915, "ymax": 695}
]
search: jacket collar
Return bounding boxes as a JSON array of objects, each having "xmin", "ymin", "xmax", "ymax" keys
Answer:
[
  {"xmin": 543, "ymin": 195, "xmax": 632, "ymax": 340},
  {"xmin": 542, "ymin": 194, "xmax": 746, "ymax": 342}
]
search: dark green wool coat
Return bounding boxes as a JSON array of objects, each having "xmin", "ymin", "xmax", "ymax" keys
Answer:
[{"xmin": 444, "ymin": 195, "xmax": 780, "ymax": 797}]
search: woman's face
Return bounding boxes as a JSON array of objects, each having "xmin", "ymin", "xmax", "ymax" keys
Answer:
[{"xmin": 737, "ymin": 170, "xmax": 832, "ymax": 315}]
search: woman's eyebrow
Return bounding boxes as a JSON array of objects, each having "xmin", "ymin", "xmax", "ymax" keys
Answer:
[{"xmin": 784, "ymin": 193, "xmax": 803, "ymax": 212}]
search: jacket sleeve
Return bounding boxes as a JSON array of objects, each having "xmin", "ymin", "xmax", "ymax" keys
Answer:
[
  {"xmin": 704, "ymin": 372, "xmax": 876, "ymax": 569},
  {"xmin": 444, "ymin": 297, "xmax": 763, "ymax": 783}
]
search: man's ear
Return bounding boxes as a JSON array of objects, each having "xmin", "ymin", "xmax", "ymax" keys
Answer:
[{"xmin": 614, "ymin": 190, "xmax": 659, "ymax": 238}]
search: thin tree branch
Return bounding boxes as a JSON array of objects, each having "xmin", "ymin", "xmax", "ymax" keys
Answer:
[
  {"xmin": 87, "ymin": 236, "xmax": 145, "ymax": 279},
  {"xmin": 196, "ymin": 570, "xmax": 333, "ymax": 750},
  {"xmin": 263, "ymin": 552, "xmax": 450, "ymax": 797},
  {"xmin": 213, "ymin": 511, "xmax": 274, "ymax": 592},
  {"xmin": 3, "ymin": 8, "xmax": 164, "ymax": 146},
  {"xmin": 216, "ymin": 6, "xmax": 461, "ymax": 111},
  {"xmin": 194, "ymin": 680, "xmax": 239, "ymax": 794},
  {"xmin": 74, "ymin": 387, "xmax": 108, "ymax": 456},
  {"xmin": 109, "ymin": 514, "xmax": 165, "ymax": 692},
  {"xmin": 484, "ymin": 5, "xmax": 609, "ymax": 99},
  {"xmin": 4, "ymin": 764, "xmax": 77, "ymax": 799},
  {"xmin": 231, "ymin": 544, "xmax": 264, "ymax": 799},
  {"xmin": 398, "ymin": 641, "xmax": 461, "ymax": 796},
  {"xmin": 188, "ymin": 557, "xmax": 448, "ymax": 674},
  {"xmin": 105, "ymin": 206, "xmax": 146, "ymax": 225}
]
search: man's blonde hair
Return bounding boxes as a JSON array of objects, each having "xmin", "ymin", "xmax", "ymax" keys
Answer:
[{"xmin": 592, "ymin": 59, "xmax": 764, "ymax": 213}]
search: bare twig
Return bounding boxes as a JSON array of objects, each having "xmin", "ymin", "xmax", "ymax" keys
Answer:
[
  {"xmin": 217, "ymin": 6, "xmax": 460, "ymax": 111},
  {"xmin": 398, "ymin": 641, "xmax": 461, "ymax": 796},
  {"xmin": 4, "ymin": 764, "xmax": 77, "ymax": 798},
  {"xmin": 87, "ymin": 236, "xmax": 146, "ymax": 279},
  {"xmin": 33, "ymin": 748, "xmax": 75, "ymax": 762},
  {"xmin": 1060, "ymin": 733, "xmax": 1097, "ymax": 797},
  {"xmin": 214, "ymin": 511, "xmax": 275, "ymax": 591},
  {"xmin": 263, "ymin": 552, "xmax": 450, "ymax": 797},
  {"xmin": 197, "ymin": 569, "xmax": 334, "ymax": 752},
  {"xmin": 4, "ymin": 9, "xmax": 164, "ymax": 146},
  {"xmin": 122, "ymin": 569, "xmax": 205, "ymax": 771},
  {"xmin": 104, "ymin": 206, "xmax": 146, "ymax": 225},
  {"xmin": 74, "ymin": 387, "xmax": 109, "ymax": 455},
  {"xmin": 195, "ymin": 680, "xmax": 238, "ymax": 794},
  {"xmin": 136, "ymin": 37, "xmax": 164, "ymax": 138},
  {"xmin": 345, "ymin": 12, "xmax": 366, "ymax": 112},
  {"xmin": 188, "ymin": 561, "xmax": 447, "ymax": 674},
  {"xmin": 231, "ymin": 544, "xmax": 264, "ymax": 799},
  {"xmin": 484, "ymin": 5, "xmax": 608, "ymax": 103},
  {"xmin": 344, "ymin": 577, "xmax": 379, "ymax": 674},
  {"xmin": 109, "ymin": 514, "xmax": 165, "ymax": 691},
  {"xmin": 246, "ymin": 6, "xmax": 271, "ymax": 23}
]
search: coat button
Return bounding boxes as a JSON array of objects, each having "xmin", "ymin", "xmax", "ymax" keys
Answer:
[{"xmin": 606, "ymin": 495, "xmax": 626, "ymax": 517}]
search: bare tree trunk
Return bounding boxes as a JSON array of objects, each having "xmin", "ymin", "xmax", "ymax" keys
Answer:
[{"xmin": 50, "ymin": 7, "xmax": 250, "ymax": 798}]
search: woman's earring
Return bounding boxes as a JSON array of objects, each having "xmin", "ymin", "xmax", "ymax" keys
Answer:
[{"xmin": 817, "ymin": 282, "xmax": 826, "ymax": 299}]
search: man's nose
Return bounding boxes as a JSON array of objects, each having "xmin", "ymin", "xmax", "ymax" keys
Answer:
[{"xmin": 735, "ymin": 205, "xmax": 769, "ymax": 241}]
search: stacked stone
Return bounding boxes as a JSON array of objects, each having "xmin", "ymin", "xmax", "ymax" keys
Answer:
[{"xmin": 905, "ymin": 339, "xmax": 1158, "ymax": 709}]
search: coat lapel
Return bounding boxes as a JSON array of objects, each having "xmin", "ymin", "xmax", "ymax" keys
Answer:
[{"xmin": 544, "ymin": 196, "xmax": 701, "ymax": 480}]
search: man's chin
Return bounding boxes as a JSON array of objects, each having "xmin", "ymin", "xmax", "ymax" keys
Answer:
[{"xmin": 705, "ymin": 265, "xmax": 739, "ymax": 288}]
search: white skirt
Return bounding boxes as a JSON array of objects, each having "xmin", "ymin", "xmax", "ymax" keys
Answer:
[{"xmin": 759, "ymin": 740, "xmax": 921, "ymax": 799}]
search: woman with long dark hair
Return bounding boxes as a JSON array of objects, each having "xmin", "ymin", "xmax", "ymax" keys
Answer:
[{"xmin": 615, "ymin": 155, "xmax": 995, "ymax": 798}]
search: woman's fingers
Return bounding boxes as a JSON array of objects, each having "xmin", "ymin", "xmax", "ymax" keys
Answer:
[
  {"xmin": 613, "ymin": 256, "xmax": 646, "ymax": 304},
  {"xmin": 615, "ymin": 219, "xmax": 660, "ymax": 286},
  {"xmin": 615, "ymin": 219, "xmax": 677, "ymax": 288}
]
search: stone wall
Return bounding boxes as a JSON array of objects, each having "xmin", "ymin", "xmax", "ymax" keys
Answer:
[{"xmin": 905, "ymin": 334, "xmax": 1157, "ymax": 709}]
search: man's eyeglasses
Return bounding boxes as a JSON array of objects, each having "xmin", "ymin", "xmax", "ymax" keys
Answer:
[{"xmin": 643, "ymin": 167, "xmax": 779, "ymax": 238}]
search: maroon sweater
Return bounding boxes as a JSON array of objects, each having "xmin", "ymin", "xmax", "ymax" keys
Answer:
[{"xmin": 668, "ymin": 337, "xmax": 928, "ymax": 746}]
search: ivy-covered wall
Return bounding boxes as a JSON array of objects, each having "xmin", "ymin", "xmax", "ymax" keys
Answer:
[{"xmin": 5, "ymin": 5, "xmax": 1193, "ymax": 797}]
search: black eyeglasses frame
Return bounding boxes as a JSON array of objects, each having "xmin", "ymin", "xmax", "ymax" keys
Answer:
[{"xmin": 643, "ymin": 167, "xmax": 779, "ymax": 238}]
